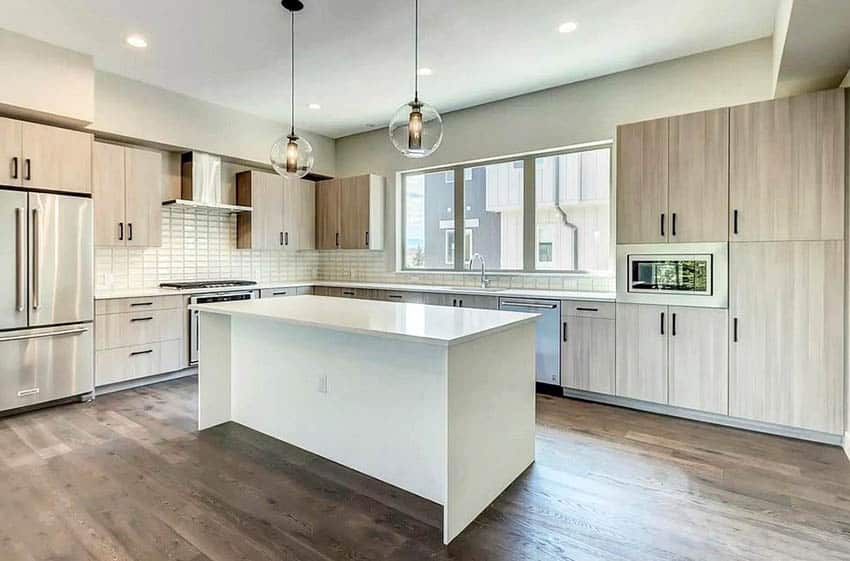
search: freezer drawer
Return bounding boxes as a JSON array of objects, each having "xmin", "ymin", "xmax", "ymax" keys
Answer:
[{"xmin": 0, "ymin": 323, "xmax": 93, "ymax": 412}]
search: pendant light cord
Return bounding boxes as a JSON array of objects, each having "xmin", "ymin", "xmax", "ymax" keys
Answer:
[
  {"xmin": 414, "ymin": 0, "xmax": 419, "ymax": 102},
  {"xmin": 290, "ymin": 10, "xmax": 296, "ymax": 136}
]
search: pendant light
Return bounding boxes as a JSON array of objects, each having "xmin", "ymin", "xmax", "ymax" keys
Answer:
[
  {"xmin": 389, "ymin": 0, "xmax": 443, "ymax": 158},
  {"xmin": 271, "ymin": 0, "xmax": 314, "ymax": 178}
]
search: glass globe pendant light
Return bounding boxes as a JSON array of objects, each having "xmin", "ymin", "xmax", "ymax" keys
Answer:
[
  {"xmin": 271, "ymin": 0, "xmax": 314, "ymax": 178},
  {"xmin": 389, "ymin": 0, "xmax": 443, "ymax": 158}
]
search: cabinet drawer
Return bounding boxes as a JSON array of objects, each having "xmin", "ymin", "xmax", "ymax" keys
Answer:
[
  {"xmin": 562, "ymin": 300, "xmax": 615, "ymax": 319},
  {"xmin": 261, "ymin": 287, "xmax": 295, "ymax": 298},
  {"xmin": 96, "ymin": 295, "xmax": 184, "ymax": 314},
  {"xmin": 339, "ymin": 288, "xmax": 378, "ymax": 299},
  {"xmin": 95, "ymin": 308, "xmax": 184, "ymax": 350},
  {"xmin": 96, "ymin": 343, "xmax": 161, "ymax": 386},
  {"xmin": 382, "ymin": 291, "xmax": 423, "ymax": 304},
  {"xmin": 296, "ymin": 286, "xmax": 313, "ymax": 295}
]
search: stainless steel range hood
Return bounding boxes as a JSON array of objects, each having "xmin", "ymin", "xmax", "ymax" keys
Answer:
[{"xmin": 162, "ymin": 152, "xmax": 252, "ymax": 213}]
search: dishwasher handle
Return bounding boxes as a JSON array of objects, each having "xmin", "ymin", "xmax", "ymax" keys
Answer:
[{"xmin": 500, "ymin": 300, "xmax": 558, "ymax": 309}]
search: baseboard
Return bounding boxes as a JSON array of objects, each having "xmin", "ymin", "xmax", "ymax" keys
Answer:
[
  {"xmin": 562, "ymin": 388, "xmax": 843, "ymax": 446},
  {"xmin": 95, "ymin": 367, "xmax": 197, "ymax": 396},
  {"xmin": 844, "ymin": 432, "xmax": 850, "ymax": 461}
]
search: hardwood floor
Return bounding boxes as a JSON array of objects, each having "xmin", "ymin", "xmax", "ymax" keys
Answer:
[{"xmin": 1, "ymin": 377, "xmax": 849, "ymax": 560}]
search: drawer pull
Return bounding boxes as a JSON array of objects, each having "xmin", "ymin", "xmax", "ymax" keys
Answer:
[
  {"xmin": 130, "ymin": 316, "xmax": 153, "ymax": 322},
  {"xmin": 575, "ymin": 307, "xmax": 599, "ymax": 312},
  {"xmin": 388, "ymin": 294, "xmax": 402, "ymax": 300},
  {"xmin": 130, "ymin": 349, "xmax": 153, "ymax": 356},
  {"xmin": 17, "ymin": 387, "xmax": 40, "ymax": 397},
  {"xmin": 272, "ymin": 291, "xmax": 288, "ymax": 296},
  {"xmin": 130, "ymin": 302, "xmax": 153, "ymax": 307},
  {"xmin": 343, "ymin": 291, "xmax": 355, "ymax": 296}
]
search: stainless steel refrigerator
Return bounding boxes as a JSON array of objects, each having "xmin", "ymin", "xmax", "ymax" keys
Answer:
[{"xmin": 0, "ymin": 188, "xmax": 93, "ymax": 412}]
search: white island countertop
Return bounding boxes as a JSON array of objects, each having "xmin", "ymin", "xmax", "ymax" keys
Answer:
[{"xmin": 190, "ymin": 294, "xmax": 539, "ymax": 346}]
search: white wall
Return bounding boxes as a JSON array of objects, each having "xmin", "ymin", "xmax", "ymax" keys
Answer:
[
  {"xmin": 335, "ymin": 38, "xmax": 774, "ymax": 273},
  {"xmin": 91, "ymin": 71, "xmax": 335, "ymax": 176}
]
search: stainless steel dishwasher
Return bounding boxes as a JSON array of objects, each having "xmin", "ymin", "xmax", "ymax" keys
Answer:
[{"xmin": 499, "ymin": 298, "xmax": 561, "ymax": 386}]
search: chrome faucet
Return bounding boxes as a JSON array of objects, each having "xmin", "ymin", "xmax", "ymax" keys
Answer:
[{"xmin": 468, "ymin": 253, "xmax": 490, "ymax": 288}]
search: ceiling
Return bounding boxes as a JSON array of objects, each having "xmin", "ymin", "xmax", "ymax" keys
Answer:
[{"xmin": 0, "ymin": 0, "xmax": 778, "ymax": 138}]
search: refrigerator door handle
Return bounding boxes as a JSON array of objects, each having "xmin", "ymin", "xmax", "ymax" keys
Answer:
[
  {"xmin": 16, "ymin": 207, "xmax": 25, "ymax": 312},
  {"xmin": 32, "ymin": 208, "xmax": 39, "ymax": 310},
  {"xmin": 0, "ymin": 327, "xmax": 88, "ymax": 343}
]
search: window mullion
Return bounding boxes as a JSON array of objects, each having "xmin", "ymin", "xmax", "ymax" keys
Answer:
[
  {"xmin": 453, "ymin": 165, "xmax": 465, "ymax": 271},
  {"xmin": 523, "ymin": 155, "xmax": 535, "ymax": 272}
]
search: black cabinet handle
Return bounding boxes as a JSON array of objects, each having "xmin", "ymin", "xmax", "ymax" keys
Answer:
[
  {"xmin": 575, "ymin": 307, "xmax": 598, "ymax": 312},
  {"xmin": 128, "ymin": 223, "xmax": 133, "ymax": 241},
  {"xmin": 672, "ymin": 313, "xmax": 677, "ymax": 336},
  {"xmin": 335, "ymin": 232, "xmax": 339, "ymax": 247},
  {"xmin": 11, "ymin": 157, "xmax": 18, "ymax": 179},
  {"xmin": 660, "ymin": 213, "xmax": 665, "ymax": 237},
  {"xmin": 118, "ymin": 222, "xmax": 124, "ymax": 241},
  {"xmin": 280, "ymin": 232, "xmax": 284, "ymax": 246},
  {"xmin": 130, "ymin": 302, "xmax": 153, "ymax": 307},
  {"xmin": 458, "ymin": 299, "xmax": 463, "ymax": 307},
  {"xmin": 365, "ymin": 231, "xmax": 369, "ymax": 247},
  {"xmin": 388, "ymin": 294, "xmax": 402, "ymax": 300},
  {"xmin": 130, "ymin": 349, "xmax": 153, "ymax": 356},
  {"xmin": 130, "ymin": 316, "xmax": 153, "ymax": 322},
  {"xmin": 733, "ymin": 209, "xmax": 739, "ymax": 235},
  {"xmin": 342, "ymin": 291, "xmax": 355, "ymax": 296},
  {"xmin": 562, "ymin": 321, "xmax": 568, "ymax": 342},
  {"xmin": 272, "ymin": 291, "xmax": 288, "ymax": 296},
  {"xmin": 672, "ymin": 213, "xmax": 677, "ymax": 237},
  {"xmin": 24, "ymin": 158, "xmax": 31, "ymax": 181},
  {"xmin": 660, "ymin": 312, "xmax": 665, "ymax": 335},
  {"xmin": 285, "ymin": 232, "xmax": 289, "ymax": 246},
  {"xmin": 733, "ymin": 317, "xmax": 738, "ymax": 342},
  {"xmin": 452, "ymin": 299, "xmax": 456, "ymax": 306}
]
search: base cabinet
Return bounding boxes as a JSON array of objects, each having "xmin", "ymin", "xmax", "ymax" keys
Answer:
[
  {"xmin": 615, "ymin": 303, "xmax": 668, "ymax": 404},
  {"xmin": 562, "ymin": 314, "xmax": 615, "ymax": 394},
  {"xmin": 668, "ymin": 307, "xmax": 728, "ymax": 415},
  {"xmin": 729, "ymin": 241, "xmax": 844, "ymax": 434}
]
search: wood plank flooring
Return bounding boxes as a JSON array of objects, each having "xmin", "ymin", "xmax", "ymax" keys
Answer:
[{"xmin": 1, "ymin": 377, "xmax": 849, "ymax": 560}]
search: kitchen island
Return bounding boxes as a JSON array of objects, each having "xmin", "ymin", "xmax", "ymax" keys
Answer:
[{"xmin": 191, "ymin": 295, "xmax": 538, "ymax": 544}]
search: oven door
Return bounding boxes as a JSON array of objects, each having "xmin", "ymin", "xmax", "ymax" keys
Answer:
[
  {"xmin": 189, "ymin": 291, "xmax": 257, "ymax": 364},
  {"xmin": 616, "ymin": 243, "xmax": 728, "ymax": 308}
]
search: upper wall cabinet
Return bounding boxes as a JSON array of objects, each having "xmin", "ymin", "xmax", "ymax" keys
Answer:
[
  {"xmin": 616, "ymin": 109, "xmax": 729, "ymax": 244},
  {"xmin": 93, "ymin": 141, "xmax": 162, "ymax": 247},
  {"xmin": 616, "ymin": 118, "xmax": 668, "ymax": 244},
  {"xmin": 236, "ymin": 171, "xmax": 316, "ymax": 251},
  {"xmin": 316, "ymin": 174, "xmax": 385, "ymax": 250},
  {"xmin": 730, "ymin": 89, "xmax": 844, "ymax": 242},
  {"xmin": 0, "ymin": 117, "xmax": 92, "ymax": 194}
]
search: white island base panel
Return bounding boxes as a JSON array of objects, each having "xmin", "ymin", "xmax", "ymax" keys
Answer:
[{"xmin": 197, "ymin": 311, "xmax": 536, "ymax": 544}]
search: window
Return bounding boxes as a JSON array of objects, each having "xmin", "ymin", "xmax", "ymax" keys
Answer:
[
  {"xmin": 534, "ymin": 147, "xmax": 610, "ymax": 272},
  {"xmin": 400, "ymin": 143, "xmax": 611, "ymax": 273}
]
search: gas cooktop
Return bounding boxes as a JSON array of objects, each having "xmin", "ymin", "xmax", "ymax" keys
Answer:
[{"xmin": 159, "ymin": 280, "xmax": 257, "ymax": 290}]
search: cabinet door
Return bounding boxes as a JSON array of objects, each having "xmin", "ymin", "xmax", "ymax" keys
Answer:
[
  {"xmin": 92, "ymin": 142, "xmax": 126, "ymax": 246},
  {"xmin": 283, "ymin": 178, "xmax": 315, "ymax": 250},
  {"xmin": 124, "ymin": 148, "xmax": 162, "ymax": 247},
  {"xmin": 21, "ymin": 122, "xmax": 92, "ymax": 194},
  {"xmin": 616, "ymin": 118, "xmax": 668, "ymax": 243},
  {"xmin": 668, "ymin": 109, "xmax": 729, "ymax": 242},
  {"xmin": 668, "ymin": 307, "xmax": 728, "ymax": 414},
  {"xmin": 730, "ymin": 89, "xmax": 844, "ymax": 242},
  {"xmin": 729, "ymin": 241, "xmax": 843, "ymax": 434},
  {"xmin": 562, "ymin": 316, "xmax": 615, "ymax": 394},
  {"xmin": 316, "ymin": 179, "xmax": 341, "ymax": 249},
  {"xmin": 423, "ymin": 293, "xmax": 451, "ymax": 306},
  {"xmin": 0, "ymin": 117, "xmax": 22, "ymax": 186},
  {"xmin": 615, "ymin": 303, "xmax": 668, "ymax": 404},
  {"xmin": 261, "ymin": 173, "xmax": 284, "ymax": 249},
  {"xmin": 340, "ymin": 175, "xmax": 370, "ymax": 249}
]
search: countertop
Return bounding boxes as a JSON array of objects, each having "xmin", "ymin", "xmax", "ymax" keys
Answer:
[
  {"xmin": 96, "ymin": 280, "xmax": 616, "ymax": 302},
  {"xmin": 190, "ymin": 295, "xmax": 540, "ymax": 346}
]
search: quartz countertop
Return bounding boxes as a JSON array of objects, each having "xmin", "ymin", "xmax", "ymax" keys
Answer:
[
  {"xmin": 190, "ymin": 295, "xmax": 539, "ymax": 346},
  {"xmin": 96, "ymin": 280, "xmax": 615, "ymax": 302}
]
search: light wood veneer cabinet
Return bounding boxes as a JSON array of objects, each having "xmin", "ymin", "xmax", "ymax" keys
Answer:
[
  {"xmin": 237, "ymin": 172, "xmax": 316, "ymax": 250},
  {"xmin": 729, "ymin": 241, "xmax": 844, "ymax": 434},
  {"xmin": 617, "ymin": 109, "xmax": 729, "ymax": 243},
  {"xmin": 730, "ymin": 89, "xmax": 844, "ymax": 242},
  {"xmin": 561, "ymin": 302, "xmax": 615, "ymax": 395},
  {"xmin": 0, "ymin": 117, "xmax": 92, "ymax": 193},
  {"xmin": 93, "ymin": 141, "xmax": 162, "ymax": 247},
  {"xmin": 283, "ymin": 178, "xmax": 315, "ymax": 250},
  {"xmin": 615, "ymin": 303, "xmax": 727, "ymax": 414},
  {"xmin": 316, "ymin": 174, "xmax": 385, "ymax": 250}
]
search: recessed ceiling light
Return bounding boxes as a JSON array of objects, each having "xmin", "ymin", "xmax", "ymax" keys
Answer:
[
  {"xmin": 126, "ymin": 34, "xmax": 148, "ymax": 48},
  {"xmin": 417, "ymin": 67, "xmax": 433, "ymax": 76},
  {"xmin": 558, "ymin": 21, "xmax": 578, "ymax": 33},
  {"xmin": 308, "ymin": 103, "xmax": 321, "ymax": 110}
]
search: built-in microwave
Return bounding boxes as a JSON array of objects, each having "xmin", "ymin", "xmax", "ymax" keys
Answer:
[{"xmin": 616, "ymin": 243, "xmax": 728, "ymax": 308}]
